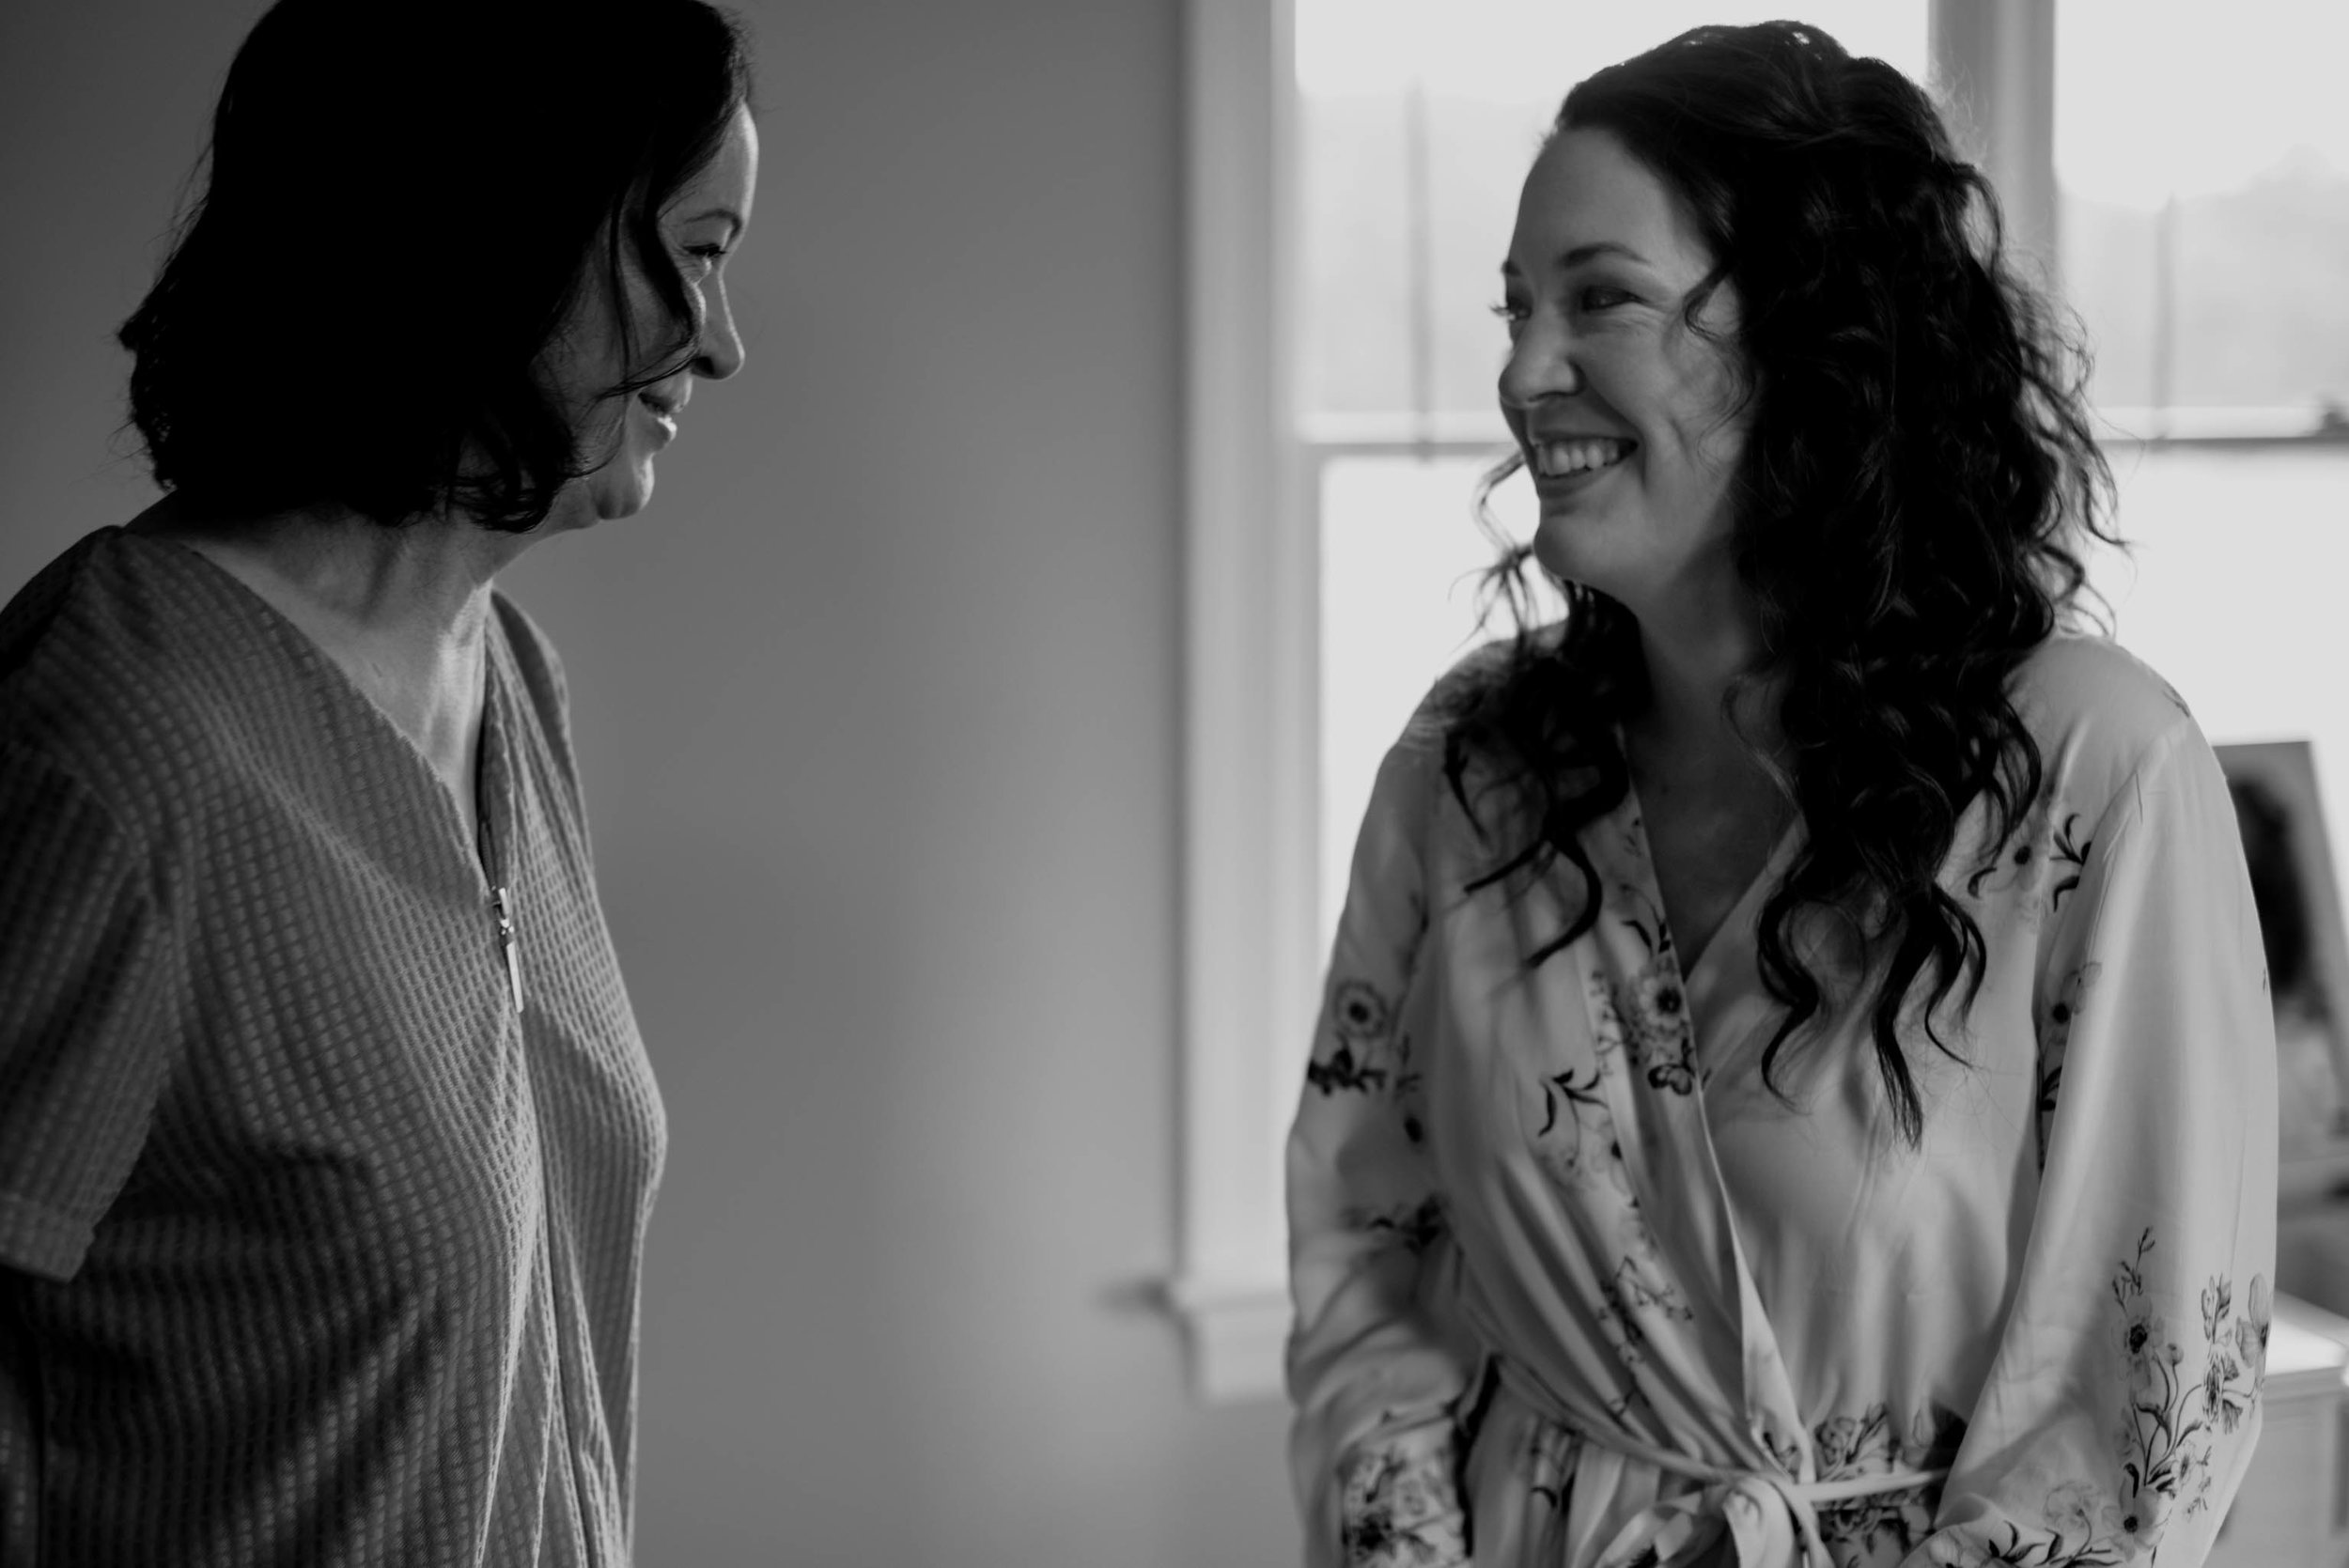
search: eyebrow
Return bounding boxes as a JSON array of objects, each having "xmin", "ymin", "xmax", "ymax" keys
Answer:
[{"xmin": 1500, "ymin": 241, "xmax": 1652, "ymax": 279}]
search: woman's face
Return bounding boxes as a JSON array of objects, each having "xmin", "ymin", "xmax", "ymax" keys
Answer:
[
  {"xmin": 1497, "ymin": 127, "xmax": 1749, "ymax": 618},
  {"xmin": 551, "ymin": 103, "xmax": 760, "ymax": 528}
]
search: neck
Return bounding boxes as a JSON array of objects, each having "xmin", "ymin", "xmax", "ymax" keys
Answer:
[
  {"xmin": 135, "ymin": 493, "xmax": 531, "ymax": 659},
  {"xmin": 1617, "ymin": 584, "xmax": 1793, "ymax": 838},
  {"xmin": 1631, "ymin": 599, "xmax": 1780, "ymax": 758},
  {"xmin": 130, "ymin": 494, "xmax": 538, "ymax": 789}
]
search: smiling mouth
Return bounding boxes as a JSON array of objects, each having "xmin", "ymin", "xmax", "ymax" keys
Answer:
[{"xmin": 1529, "ymin": 437, "xmax": 1635, "ymax": 479}]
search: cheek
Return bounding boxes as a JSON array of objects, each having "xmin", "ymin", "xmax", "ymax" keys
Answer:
[
  {"xmin": 575, "ymin": 396, "xmax": 631, "ymax": 459},
  {"xmin": 1660, "ymin": 353, "xmax": 1750, "ymax": 478},
  {"xmin": 1688, "ymin": 408, "xmax": 1748, "ymax": 482}
]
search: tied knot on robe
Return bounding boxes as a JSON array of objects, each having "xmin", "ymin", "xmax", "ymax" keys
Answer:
[
  {"xmin": 1494, "ymin": 1358, "xmax": 1947, "ymax": 1568},
  {"xmin": 1593, "ymin": 1469, "xmax": 1814, "ymax": 1568},
  {"xmin": 1586, "ymin": 1433, "xmax": 1949, "ymax": 1568}
]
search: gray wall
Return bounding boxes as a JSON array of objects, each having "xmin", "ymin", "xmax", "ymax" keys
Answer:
[{"xmin": 0, "ymin": 2, "xmax": 1300, "ymax": 1562}]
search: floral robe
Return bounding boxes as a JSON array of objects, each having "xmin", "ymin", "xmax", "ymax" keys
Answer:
[{"xmin": 1285, "ymin": 634, "xmax": 2278, "ymax": 1568}]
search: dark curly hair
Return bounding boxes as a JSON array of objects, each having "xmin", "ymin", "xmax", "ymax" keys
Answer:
[
  {"xmin": 117, "ymin": 0, "xmax": 754, "ymax": 534},
  {"xmin": 1442, "ymin": 21, "xmax": 2119, "ymax": 1142}
]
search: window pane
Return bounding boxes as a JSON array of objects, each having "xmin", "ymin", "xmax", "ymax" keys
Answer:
[
  {"xmin": 1319, "ymin": 456, "xmax": 1544, "ymax": 951},
  {"xmin": 1297, "ymin": 0, "xmax": 1928, "ymax": 430},
  {"xmin": 2058, "ymin": 1, "xmax": 2349, "ymax": 430},
  {"xmin": 1322, "ymin": 454, "xmax": 2349, "ymax": 950},
  {"xmin": 2087, "ymin": 450, "xmax": 2349, "ymax": 878},
  {"xmin": 1299, "ymin": 92, "xmax": 1415, "ymax": 417}
]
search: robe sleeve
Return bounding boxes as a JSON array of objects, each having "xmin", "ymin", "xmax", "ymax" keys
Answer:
[
  {"xmin": 1905, "ymin": 721, "xmax": 2279, "ymax": 1566},
  {"xmin": 1286, "ymin": 717, "xmax": 1480, "ymax": 1568},
  {"xmin": 0, "ymin": 741, "xmax": 184, "ymax": 1282}
]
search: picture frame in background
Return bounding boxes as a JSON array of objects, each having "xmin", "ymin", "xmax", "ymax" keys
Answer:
[{"xmin": 2216, "ymin": 739, "xmax": 2349, "ymax": 1196}]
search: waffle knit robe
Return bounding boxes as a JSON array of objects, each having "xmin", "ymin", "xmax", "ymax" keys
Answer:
[{"xmin": 0, "ymin": 528, "xmax": 665, "ymax": 1566}]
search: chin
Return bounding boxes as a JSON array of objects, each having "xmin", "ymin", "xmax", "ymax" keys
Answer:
[
  {"xmin": 587, "ymin": 457, "xmax": 656, "ymax": 522},
  {"xmin": 1532, "ymin": 515, "xmax": 1605, "ymax": 591}
]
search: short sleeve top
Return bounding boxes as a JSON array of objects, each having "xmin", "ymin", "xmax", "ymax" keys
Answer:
[{"xmin": 0, "ymin": 528, "xmax": 666, "ymax": 1567}]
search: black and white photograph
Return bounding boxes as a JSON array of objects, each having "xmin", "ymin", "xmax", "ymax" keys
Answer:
[
  {"xmin": 2219, "ymin": 740, "xmax": 2349, "ymax": 1169},
  {"xmin": 1, "ymin": 2, "xmax": 2344, "ymax": 1565}
]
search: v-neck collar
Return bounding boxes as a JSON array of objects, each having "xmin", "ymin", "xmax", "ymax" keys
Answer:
[
  {"xmin": 118, "ymin": 528, "xmax": 517, "ymax": 891},
  {"xmin": 1615, "ymin": 770, "xmax": 1805, "ymax": 1008},
  {"xmin": 1573, "ymin": 784, "xmax": 1813, "ymax": 1432}
]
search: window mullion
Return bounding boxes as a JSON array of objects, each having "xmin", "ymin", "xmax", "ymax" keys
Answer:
[
  {"xmin": 1929, "ymin": 0, "xmax": 2059, "ymax": 282},
  {"xmin": 1174, "ymin": 0, "xmax": 1311, "ymax": 1404}
]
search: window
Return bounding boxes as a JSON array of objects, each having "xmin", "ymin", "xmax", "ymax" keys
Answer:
[
  {"xmin": 2055, "ymin": 0, "xmax": 2349, "ymax": 858},
  {"xmin": 1299, "ymin": 2, "xmax": 1930, "ymax": 957},
  {"xmin": 2057, "ymin": 0, "xmax": 2349, "ymax": 437},
  {"xmin": 1173, "ymin": 0, "xmax": 2349, "ymax": 1402}
]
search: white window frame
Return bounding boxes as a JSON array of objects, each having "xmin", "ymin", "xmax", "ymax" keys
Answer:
[
  {"xmin": 1172, "ymin": 0, "xmax": 1318, "ymax": 1404},
  {"xmin": 1168, "ymin": 0, "xmax": 2151, "ymax": 1405}
]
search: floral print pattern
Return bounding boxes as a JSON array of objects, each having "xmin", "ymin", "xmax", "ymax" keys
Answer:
[
  {"xmin": 1309, "ymin": 977, "xmax": 1408, "ymax": 1096},
  {"xmin": 1965, "ymin": 793, "xmax": 2094, "ymax": 930},
  {"xmin": 1589, "ymin": 883, "xmax": 1700, "ymax": 1095},
  {"xmin": 1355, "ymin": 1193, "xmax": 1448, "ymax": 1255},
  {"xmin": 1925, "ymin": 1236, "xmax": 2273, "ymax": 1567},
  {"xmin": 1808, "ymin": 1403, "xmax": 1966, "ymax": 1566},
  {"xmin": 2108, "ymin": 1232, "xmax": 2265, "ymax": 1529},
  {"xmin": 1532, "ymin": 1063, "xmax": 1628, "ymax": 1193},
  {"xmin": 2034, "ymin": 962, "xmax": 2101, "ymax": 1172},
  {"xmin": 1339, "ymin": 1436, "xmax": 1469, "ymax": 1568},
  {"xmin": 1287, "ymin": 638, "xmax": 2276, "ymax": 1568}
]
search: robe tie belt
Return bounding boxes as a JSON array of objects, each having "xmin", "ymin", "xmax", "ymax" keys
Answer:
[{"xmin": 1492, "ymin": 1358, "xmax": 1949, "ymax": 1568}]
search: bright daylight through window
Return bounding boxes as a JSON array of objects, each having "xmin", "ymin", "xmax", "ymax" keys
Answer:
[
  {"xmin": 1171, "ymin": 0, "xmax": 2349, "ymax": 1402},
  {"xmin": 1305, "ymin": 0, "xmax": 2349, "ymax": 959}
]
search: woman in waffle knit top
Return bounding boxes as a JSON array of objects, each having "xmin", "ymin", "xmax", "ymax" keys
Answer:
[
  {"xmin": 1285, "ymin": 22, "xmax": 2276, "ymax": 1568},
  {"xmin": 0, "ymin": 2, "xmax": 756, "ymax": 1561}
]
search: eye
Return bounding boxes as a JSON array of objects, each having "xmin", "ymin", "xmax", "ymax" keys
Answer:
[
  {"xmin": 681, "ymin": 243, "xmax": 728, "ymax": 274},
  {"xmin": 1578, "ymin": 285, "xmax": 1636, "ymax": 311},
  {"xmin": 1488, "ymin": 299, "xmax": 1529, "ymax": 333}
]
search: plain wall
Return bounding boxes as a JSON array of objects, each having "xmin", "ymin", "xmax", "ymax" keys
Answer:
[{"xmin": 0, "ymin": 2, "xmax": 1301, "ymax": 1562}]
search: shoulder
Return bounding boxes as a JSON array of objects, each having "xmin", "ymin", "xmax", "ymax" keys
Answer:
[
  {"xmin": 1399, "ymin": 638, "xmax": 1508, "ymax": 744},
  {"xmin": 0, "ymin": 529, "xmax": 250, "ymax": 835},
  {"xmin": 2011, "ymin": 630, "xmax": 2193, "ymax": 734},
  {"xmin": 1378, "ymin": 629, "xmax": 1558, "ymax": 790},
  {"xmin": 1, "ymin": 529, "xmax": 128, "ymax": 682},
  {"xmin": 2010, "ymin": 631, "xmax": 2210, "ymax": 830},
  {"xmin": 1403, "ymin": 622, "xmax": 1572, "ymax": 743}
]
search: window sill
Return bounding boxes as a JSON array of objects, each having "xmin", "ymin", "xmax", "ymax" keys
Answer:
[{"xmin": 1165, "ymin": 1274, "xmax": 1291, "ymax": 1404}]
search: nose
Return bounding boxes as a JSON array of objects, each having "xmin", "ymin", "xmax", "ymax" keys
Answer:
[
  {"xmin": 1497, "ymin": 309, "xmax": 1581, "ymax": 414},
  {"xmin": 692, "ymin": 273, "xmax": 746, "ymax": 381}
]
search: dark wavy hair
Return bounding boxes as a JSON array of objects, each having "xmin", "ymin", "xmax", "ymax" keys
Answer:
[
  {"xmin": 117, "ymin": 0, "xmax": 754, "ymax": 533},
  {"xmin": 1443, "ymin": 21, "xmax": 2119, "ymax": 1142}
]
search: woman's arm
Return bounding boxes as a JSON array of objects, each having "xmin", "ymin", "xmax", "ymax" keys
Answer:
[
  {"xmin": 0, "ymin": 741, "xmax": 183, "ymax": 1283},
  {"xmin": 1905, "ymin": 722, "xmax": 2278, "ymax": 1566},
  {"xmin": 1288, "ymin": 722, "xmax": 1480, "ymax": 1568}
]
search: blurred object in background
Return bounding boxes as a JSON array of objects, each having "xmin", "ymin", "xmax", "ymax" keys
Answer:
[
  {"xmin": 2059, "ymin": 0, "xmax": 2349, "ymax": 442},
  {"xmin": 2217, "ymin": 743, "xmax": 2349, "ymax": 1168}
]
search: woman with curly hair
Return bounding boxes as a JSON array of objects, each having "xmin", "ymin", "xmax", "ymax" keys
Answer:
[
  {"xmin": 1286, "ymin": 22, "xmax": 2275, "ymax": 1568},
  {"xmin": 0, "ymin": 0, "xmax": 754, "ymax": 1560}
]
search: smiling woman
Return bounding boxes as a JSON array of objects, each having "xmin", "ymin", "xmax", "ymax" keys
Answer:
[
  {"xmin": 0, "ymin": 1, "xmax": 756, "ymax": 1561},
  {"xmin": 1495, "ymin": 130, "xmax": 1755, "ymax": 744},
  {"xmin": 1285, "ymin": 21, "xmax": 2277, "ymax": 1568}
]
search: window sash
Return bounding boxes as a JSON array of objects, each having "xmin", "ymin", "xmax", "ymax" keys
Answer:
[{"xmin": 1171, "ymin": 0, "xmax": 2332, "ymax": 1405}]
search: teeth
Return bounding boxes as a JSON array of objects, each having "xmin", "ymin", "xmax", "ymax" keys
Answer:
[{"xmin": 1535, "ymin": 439, "xmax": 1630, "ymax": 477}]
